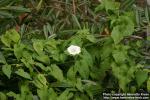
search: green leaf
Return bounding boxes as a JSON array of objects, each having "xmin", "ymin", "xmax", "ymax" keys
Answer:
[
  {"xmin": 7, "ymin": 92, "xmax": 17, "ymax": 97},
  {"xmin": 76, "ymin": 78, "xmax": 83, "ymax": 92},
  {"xmin": 0, "ymin": 92, "xmax": 7, "ymax": 100},
  {"xmin": 33, "ymin": 74, "xmax": 48, "ymax": 89},
  {"xmin": 15, "ymin": 69, "xmax": 32, "ymax": 80},
  {"xmin": 36, "ymin": 54, "xmax": 50, "ymax": 64},
  {"xmin": 9, "ymin": 29, "xmax": 20, "ymax": 43},
  {"xmin": 37, "ymin": 74, "xmax": 47, "ymax": 86},
  {"xmin": 3, "ymin": 6, "xmax": 31, "ymax": 12},
  {"xmin": 2, "ymin": 65, "xmax": 11, "ymax": 79},
  {"xmin": 22, "ymin": 51, "xmax": 33, "ymax": 61},
  {"xmin": 37, "ymin": 88, "xmax": 57, "ymax": 100},
  {"xmin": 111, "ymin": 26, "xmax": 123, "ymax": 44},
  {"xmin": 0, "ymin": 52, "xmax": 6, "ymax": 64},
  {"xmin": 76, "ymin": 60, "xmax": 89, "ymax": 79},
  {"xmin": 67, "ymin": 66, "xmax": 77, "ymax": 80},
  {"xmin": 75, "ymin": 50, "xmax": 92, "ymax": 79},
  {"xmin": 84, "ymin": 84, "xmax": 101, "ymax": 99},
  {"xmin": 82, "ymin": 49, "xmax": 93, "ymax": 67},
  {"xmin": 14, "ymin": 44, "xmax": 25, "ymax": 59},
  {"xmin": 33, "ymin": 41, "xmax": 44, "ymax": 54},
  {"xmin": 95, "ymin": 0, "xmax": 120, "ymax": 13},
  {"xmin": 0, "ymin": 11, "xmax": 13, "ymax": 18},
  {"xmin": 72, "ymin": 14, "xmax": 81, "ymax": 29},
  {"xmin": 100, "ymin": 45, "xmax": 113, "ymax": 60},
  {"xmin": 74, "ymin": 96, "xmax": 82, "ymax": 100},
  {"xmin": 130, "ymin": 86, "xmax": 136, "ymax": 93},
  {"xmin": 112, "ymin": 50, "xmax": 126, "ymax": 63},
  {"xmin": 49, "ymin": 64, "xmax": 64, "ymax": 82},
  {"xmin": 70, "ymin": 37, "xmax": 82, "ymax": 46},
  {"xmin": 95, "ymin": 3, "xmax": 105, "ymax": 12},
  {"xmin": 111, "ymin": 63, "xmax": 131, "ymax": 91},
  {"xmin": 19, "ymin": 84, "xmax": 33, "ymax": 100},
  {"xmin": 20, "ymin": 51, "xmax": 34, "ymax": 72},
  {"xmin": 35, "ymin": 62, "xmax": 46, "ymax": 71},
  {"xmin": 86, "ymin": 35, "xmax": 96, "ymax": 43},
  {"xmin": 1, "ymin": 32, "xmax": 11, "ymax": 47},
  {"xmin": 103, "ymin": 0, "xmax": 120, "ymax": 12},
  {"xmin": 147, "ymin": 78, "xmax": 150, "ymax": 92},
  {"xmin": 7, "ymin": 92, "xmax": 17, "ymax": 98},
  {"xmin": 135, "ymin": 70, "xmax": 148, "ymax": 87},
  {"xmin": 1, "ymin": 29, "xmax": 20, "ymax": 47},
  {"xmin": 119, "ymin": 77, "xmax": 129, "ymax": 92},
  {"xmin": 111, "ymin": 16, "xmax": 134, "ymax": 44},
  {"xmin": 36, "ymin": 0, "xmax": 43, "ymax": 11},
  {"xmin": 57, "ymin": 89, "xmax": 73, "ymax": 100},
  {"xmin": 33, "ymin": 79, "xmax": 45, "ymax": 89}
]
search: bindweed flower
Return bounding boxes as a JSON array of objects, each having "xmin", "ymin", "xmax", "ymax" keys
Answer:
[{"xmin": 67, "ymin": 45, "xmax": 81, "ymax": 56}]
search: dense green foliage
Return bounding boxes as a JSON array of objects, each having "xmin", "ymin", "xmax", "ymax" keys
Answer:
[{"xmin": 0, "ymin": 0, "xmax": 150, "ymax": 100}]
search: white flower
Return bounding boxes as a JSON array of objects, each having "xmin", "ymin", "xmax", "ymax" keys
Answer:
[{"xmin": 67, "ymin": 45, "xmax": 81, "ymax": 56}]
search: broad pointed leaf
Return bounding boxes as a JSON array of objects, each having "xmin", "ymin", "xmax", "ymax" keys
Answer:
[
  {"xmin": 15, "ymin": 69, "xmax": 32, "ymax": 80},
  {"xmin": 0, "ymin": 52, "xmax": 6, "ymax": 64},
  {"xmin": 135, "ymin": 70, "xmax": 148, "ymax": 87},
  {"xmin": 49, "ymin": 64, "xmax": 64, "ymax": 82},
  {"xmin": 2, "ymin": 65, "xmax": 11, "ymax": 79}
]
